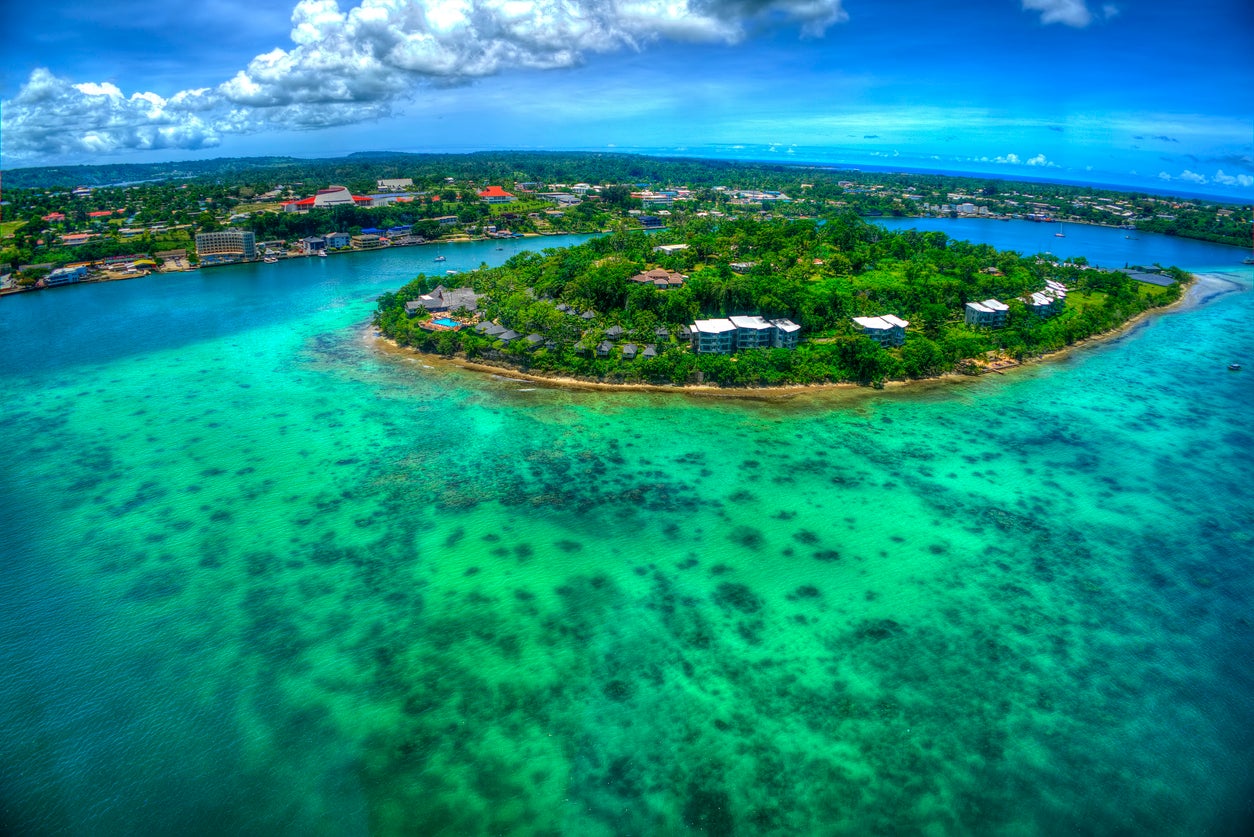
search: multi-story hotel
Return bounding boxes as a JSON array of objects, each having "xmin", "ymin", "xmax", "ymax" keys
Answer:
[{"xmin": 194, "ymin": 229, "xmax": 256, "ymax": 265}]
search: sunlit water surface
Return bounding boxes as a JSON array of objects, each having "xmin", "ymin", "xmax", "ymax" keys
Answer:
[{"xmin": 2, "ymin": 229, "xmax": 1252, "ymax": 835}]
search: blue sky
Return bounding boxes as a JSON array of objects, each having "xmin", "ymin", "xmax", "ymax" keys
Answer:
[{"xmin": 2, "ymin": 1, "xmax": 1252, "ymax": 199}]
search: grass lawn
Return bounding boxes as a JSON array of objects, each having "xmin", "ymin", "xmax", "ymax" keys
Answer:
[
  {"xmin": 1, "ymin": 220, "xmax": 27, "ymax": 238},
  {"xmin": 1137, "ymin": 282, "xmax": 1174, "ymax": 300}
]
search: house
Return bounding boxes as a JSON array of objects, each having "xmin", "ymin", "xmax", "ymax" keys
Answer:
[
  {"xmin": 301, "ymin": 236, "xmax": 326, "ymax": 254},
  {"xmin": 475, "ymin": 322, "xmax": 507, "ymax": 337},
  {"xmin": 638, "ymin": 215, "xmax": 665, "ymax": 229},
  {"xmin": 653, "ymin": 244, "xmax": 689, "ymax": 255},
  {"xmin": 605, "ymin": 325, "xmax": 625, "ymax": 341},
  {"xmin": 622, "ymin": 343, "xmax": 638, "ymax": 360},
  {"xmin": 690, "ymin": 319, "xmax": 737, "ymax": 354},
  {"xmin": 596, "ymin": 340, "xmax": 613, "ymax": 358},
  {"xmin": 409, "ymin": 285, "xmax": 481, "ymax": 315},
  {"xmin": 641, "ymin": 345, "xmax": 658, "ymax": 359},
  {"xmin": 964, "ymin": 298, "xmax": 1009, "ymax": 327},
  {"xmin": 629, "ymin": 268, "xmax": 687, "ymax": 289},
  {"xmin": 524, "ymin": 333, "xmax": 545, "ymax": 350},
  {"xmin": 478, "ymin": 185, "xmax": 516, "ymax": 204},
  {"xmin": 655, "ymin": 327, "xmax": 671, "ymax": 341},
  {"xmin": 853, "ymin": 315, "xmax": 909, "ymax": 347},
  {"xmin": 377, "ymin": 178, "xmax": 412, "ymax": 191},
  {"xmin": 324, "ymin": 232, "xmax": 350, "ymax": 249},
  {"xmin": 498, "ymin": 329, "xmax": 522, "ymax": 344}
]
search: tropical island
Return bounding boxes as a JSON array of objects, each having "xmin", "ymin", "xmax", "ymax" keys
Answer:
[{"xmin": 374, "ymin": 213, "xmax": 1189, "ymax": 388}]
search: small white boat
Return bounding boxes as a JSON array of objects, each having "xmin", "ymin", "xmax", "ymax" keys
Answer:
[
  {"xmin": 434, "ymin": 255, "xmax": 446, "ymax": 262},
  {"xmin": 318, "ymin": 250, "xmax": 327, "ymax": 258}
]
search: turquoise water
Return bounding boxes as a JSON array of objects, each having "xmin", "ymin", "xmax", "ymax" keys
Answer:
[
  {"xmin": 2, "ymin": 227, "xmax": 1252, "ymax": 834},
  {"xmin": 432, "ymin": 317, "xmax": 461, "ymax": 328}
]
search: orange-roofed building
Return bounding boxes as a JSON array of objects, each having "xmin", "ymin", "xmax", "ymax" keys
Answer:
[
  {"xmin": 43, "ymin": 212, "xmax": 66, "ymax": 222},
  {"xmin": 478, "ymin": 185, "xmax": 516, "ymax": 204}
]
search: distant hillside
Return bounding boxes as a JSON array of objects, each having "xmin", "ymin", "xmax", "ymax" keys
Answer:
[{"xmin": 1, "ymin": 150, "xmax": 809, "ymax": 191}]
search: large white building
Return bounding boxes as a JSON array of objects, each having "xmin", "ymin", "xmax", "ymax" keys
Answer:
[
  {"xmin": 690, "ymin": 316, "xmax": 802, "ymax": 353},
  {"xmin": 282, "ymin": 186, "xmax": 371, "ymax": 213},
  {"xmin": 964, "ymin": 298, "xmax": 1009, "ymax": 327},
  {"xmin": 1023, "ymin": 280, "xmax": 1067, "ymax": 317},
  {"xmin": 852, "ymin": 314, "xmax": 909, "ymax": 347},
  {"xmin": 195, "ymin": 229, "xmax": 256, "ymax": 265}
]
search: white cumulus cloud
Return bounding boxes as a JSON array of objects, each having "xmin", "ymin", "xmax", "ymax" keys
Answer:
[
  {"xmin": 2, "ymin": 69, "xmax": 223, "ymax": 158},
  {"xmin": 3, "ymin": 0, "xmax": 849, "ymax": 160},
  {"xmin": 1212, "ymin": 170, "xmax": 1254, "ymax": 188},
  {"xmin": 1021, "ymin": 0, "xmax": 1114, "ymax": 28},
  {"xmin": 1178, "ymin": 170, "xmax": 1207, "ymax": 184},
  {"xmin": 994, "ymin": 153, "xmax": 1021, "ymax": 164},
  {"xmin": 1026, "ymin": 153, "xmax": 1056, "ymax": 167}
]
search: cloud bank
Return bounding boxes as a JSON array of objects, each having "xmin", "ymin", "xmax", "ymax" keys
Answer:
[{"xmin": 2, "ymin": 0, "xmax": 848, "ymax": 159}]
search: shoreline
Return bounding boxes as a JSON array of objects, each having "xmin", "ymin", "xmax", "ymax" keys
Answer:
[{"xmin": 369, "ymin": 271, "xmax": 1237, "ymax": 399}]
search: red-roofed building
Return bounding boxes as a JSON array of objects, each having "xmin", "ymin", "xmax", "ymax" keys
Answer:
[
  {"xmin": 88, "ymin": 210, "xmax": 114, "ymax": 218},
  {"xmin": 282, "ymin": 185, "xmax": 373, "ymax": 213},
  {"xmin": 42, "ymin": 212, "xmax": 66, "ymax": 222},
  {"xmin": 478, "ymin": 185, "xmax": 516, "ymax": 204}
]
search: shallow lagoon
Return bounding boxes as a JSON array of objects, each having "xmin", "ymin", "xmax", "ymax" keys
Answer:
[{"xmin": 2, "ymin": 227, "xmax": 1252, "ymax": 834}]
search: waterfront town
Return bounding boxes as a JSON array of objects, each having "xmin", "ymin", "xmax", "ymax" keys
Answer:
[{"xmin": 2, "ymin": 153, "xmax": 1250, "ymax": 295}]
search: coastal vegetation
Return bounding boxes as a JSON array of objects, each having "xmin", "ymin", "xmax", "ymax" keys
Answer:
[{"xmin": 374, "ymin": 214, "xmax": 1188, "ymax": 387}]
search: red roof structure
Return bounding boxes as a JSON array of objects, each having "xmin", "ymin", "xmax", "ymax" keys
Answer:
[{"xmin": 478, "ymin": 185, "xmax": 515, "ymax": 199}]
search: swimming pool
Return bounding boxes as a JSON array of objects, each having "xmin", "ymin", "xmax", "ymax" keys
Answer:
[{"xmin": 432, "ymin": 317, "xmax": 460, "ymax": 328}]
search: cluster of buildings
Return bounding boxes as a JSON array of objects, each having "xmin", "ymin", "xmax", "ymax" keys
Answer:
[
  {"xmin": 1023, "ymin": 279, "xmax": 1068, "ymax": 316},
  {"xmin": 962, "ymin": 279, "xmax": 1067, "ymax": 326},
  {"xmin": 689, "ymin": 316, "xmax": 801, "ymax": 353}
]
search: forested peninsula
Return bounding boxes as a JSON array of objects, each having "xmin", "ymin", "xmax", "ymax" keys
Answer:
[{"xmin": 375, "ymin": 214, "xmax": 1188, "ymax": 388}]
